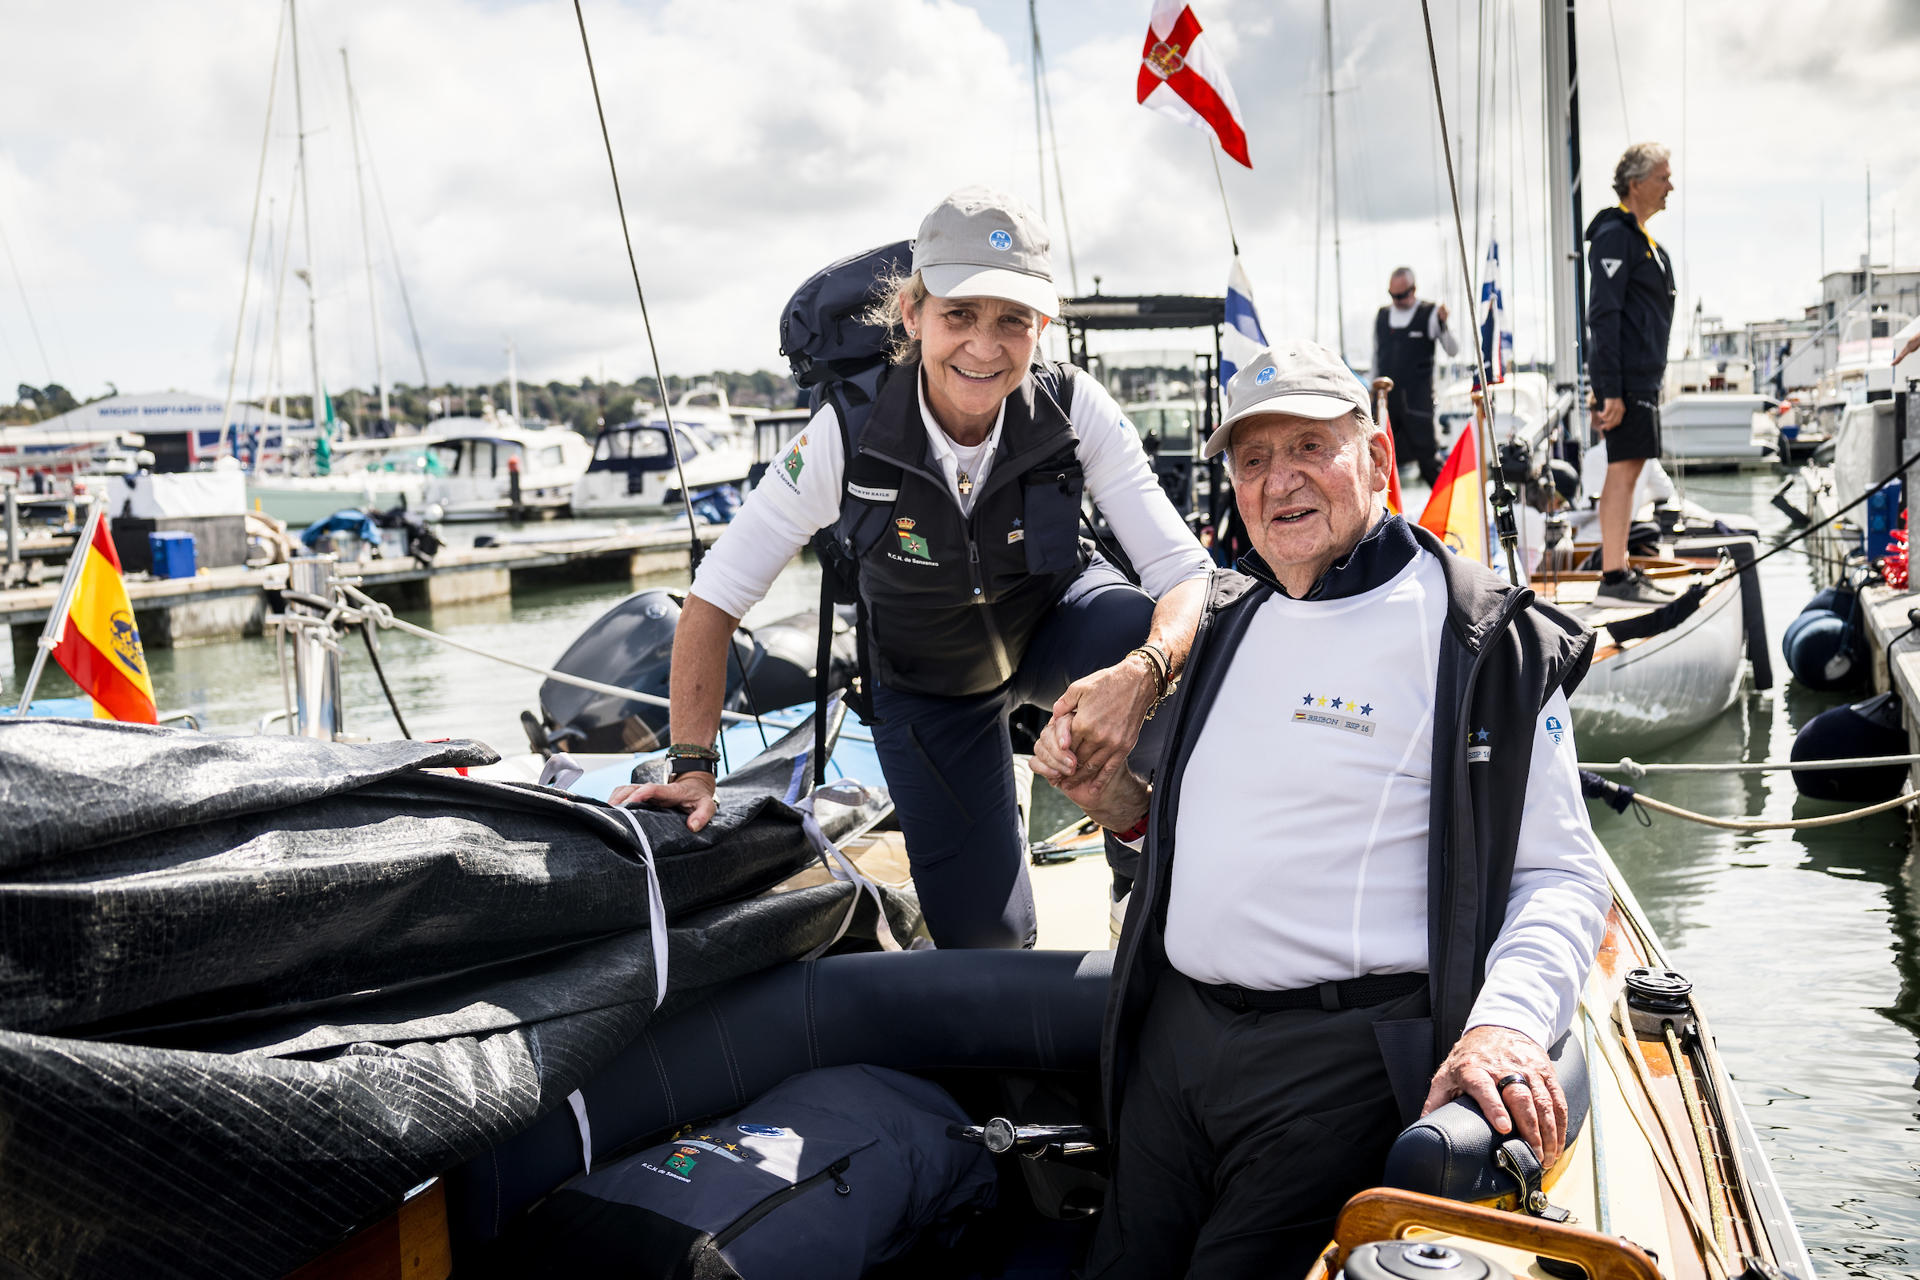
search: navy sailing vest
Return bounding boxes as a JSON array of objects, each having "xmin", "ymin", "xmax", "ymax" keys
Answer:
[
  {"xmin": 824, "ymin": 362, "xmax": 1089, "ymax": 697},
  {"xmin": 1375, "ymin": 302, "xmax": 1439, "ymax": 410}
]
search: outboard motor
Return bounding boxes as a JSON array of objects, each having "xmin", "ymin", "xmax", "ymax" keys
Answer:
[
  {"xmin": 522, "ymin": 590, "xmax": 857, "ymax": 756},
  {"xmin": 1782, "ymin": 585, "xmax": 1868, "ymax": 691},
  {"xmin": 1791, "ymin": 690, "xmax": 1910, "ymax": 802}
]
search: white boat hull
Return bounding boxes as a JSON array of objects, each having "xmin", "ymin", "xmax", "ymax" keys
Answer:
[
  {"xmin": 247, "ymin": 476, "xmax": 426, "ymax": 527},
  {"xmin": 1569, "ymin": 573, "xmax": 1748, "ymax": 753},
  {"xmin": 571, "ymin": 451, "xmax": 753, "ymax": 518}
]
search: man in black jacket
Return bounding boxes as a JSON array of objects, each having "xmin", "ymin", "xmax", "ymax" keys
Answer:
[
  {"xmin": 1036, "ymin": 340, "xmax": 1610, "ymax": 1277},
  {"xmin": 1586, "ymin": 142, "xmax": 1677, "ymax": 606}
]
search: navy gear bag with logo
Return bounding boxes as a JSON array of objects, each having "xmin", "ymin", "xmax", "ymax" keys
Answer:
[{"xmin": 502, "ymin": 1064, "xmax": 996, "ymax": 1278}]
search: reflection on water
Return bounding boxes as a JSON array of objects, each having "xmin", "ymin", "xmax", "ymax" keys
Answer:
[
  {"xmin": 8, "ymin": 487, "xmax": 1917, "ymax": 1273},
  {"xmin": 1595, "ymin": 474, "xmax": 1918, "ymax": 1278}
]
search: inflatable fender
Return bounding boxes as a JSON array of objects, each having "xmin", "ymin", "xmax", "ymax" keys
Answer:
[{"xmin": 1792, "ymin": 692, "xmax": 1911, "ymax": 801}]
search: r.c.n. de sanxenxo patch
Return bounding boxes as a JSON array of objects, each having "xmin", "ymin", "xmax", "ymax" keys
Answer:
[
  {"xmin": 779, "ymin": 434, "xmax": 807, "ymax": 488},
  {"xmin": 890, "ymin": 516, "xmax": 935, "ymax": 564}
]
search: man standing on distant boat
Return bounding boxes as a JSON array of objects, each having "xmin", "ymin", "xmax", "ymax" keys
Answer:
[
  {"xmin": 615, "ymin": 187, "xmax": 1211, "ymax": 951},
  {"xmin": 1372, "ymin": 267, "xmax": 1458, "ymax": 487},
  {"xmin": 1036, "ymin": 339, "xmax": 1610, "ymax": 1276},
  {"xmin": 1587, "ymin": 142, "xmax": 1678, "ymax": 606}
]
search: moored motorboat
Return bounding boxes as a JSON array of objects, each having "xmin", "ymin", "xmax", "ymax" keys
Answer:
[
  {"xmin": 571, "ymin": 419, "xmax": 757, "ymax": 518},
  {"xmin": 421, "ymin": 418, "xmax": 593, "ymax": 521}
]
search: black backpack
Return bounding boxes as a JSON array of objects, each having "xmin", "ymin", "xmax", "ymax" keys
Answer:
[{"xmin": 778, "ymin": 242, "xmax": 913, "ymax": 765}]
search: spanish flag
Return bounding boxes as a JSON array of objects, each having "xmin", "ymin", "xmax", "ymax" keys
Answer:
[
  {"xmin": 51, "ymin": 517, "xmax": 158, "ymax": 723},
  {"xmin": 1417, "ymin": 427, "xmax": 1486, "ymax": 563}
]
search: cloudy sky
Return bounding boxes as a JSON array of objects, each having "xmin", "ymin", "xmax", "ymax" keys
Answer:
[{"xmin": 1, "ymin": 0, "xmax": 1915, "ymax": 406}]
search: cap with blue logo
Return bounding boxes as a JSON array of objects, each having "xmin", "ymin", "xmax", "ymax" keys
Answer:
[
  {"xmin": 912, "ymin": 186, "xmax": 1058, "ymax": 318},
  {"xmin": 1202, "ymin": 338, "xmax": 1373, "ymax": 459}
]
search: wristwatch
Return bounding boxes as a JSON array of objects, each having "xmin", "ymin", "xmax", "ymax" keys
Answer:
[
  {"xmin": 665, "ymin": 741, "xmax": 720, "ymax": 780},
  {"xmin": 669, "ymin": 756, "xmax": 718, "ymax": 779}
]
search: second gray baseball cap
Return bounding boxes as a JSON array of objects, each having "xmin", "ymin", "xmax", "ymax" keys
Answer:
[
  {"xmin": 1202, "ymin": 339, "xmax": 1372, "ymax": 459},
  {"xmin": 913, "ymin": 186, "xmax": 1059, "ymax": 318}
]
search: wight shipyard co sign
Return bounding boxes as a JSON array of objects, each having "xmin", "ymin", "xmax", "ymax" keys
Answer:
[{"xmin": 21, "ymin": 391, "xmax": 307, "ymax": 469}]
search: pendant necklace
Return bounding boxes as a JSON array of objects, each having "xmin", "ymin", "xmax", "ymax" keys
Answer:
[{"xmin": 956, "ymin": 469, "xmax": 974, "ymax": 498}]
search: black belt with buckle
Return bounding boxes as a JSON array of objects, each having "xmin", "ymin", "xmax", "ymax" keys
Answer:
[{"xmin": 1193, "ymin": 970, "xmax": 1427, "ymax": 1013}]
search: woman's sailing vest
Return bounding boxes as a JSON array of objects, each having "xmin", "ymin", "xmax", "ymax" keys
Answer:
[{"xmin": 817, "ymin": 361, "xmax": 1090, "ymax": 698}]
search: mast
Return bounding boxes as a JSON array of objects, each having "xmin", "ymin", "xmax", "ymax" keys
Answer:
[
  {"xmin": 507, "ymin": 341, "xmax": 521, "ymax": 422},
  {"xmin": 289, "ymin": 0, "xmax": 324, "ymax": 437},
  {"xmin": 1542, "ymin": 0, "xmax": 1586, "ymax": 408},
  {"xmin": 342, "ymin": 49, "xmax": 389, "ymax": 425},
  {"xmin": 1323, "ymin": 0, "xmax": 1347, "ymax": 361},
  {"xmin": 1028, "ymin": 0, "xmax": 1046, "ymax": 219}
]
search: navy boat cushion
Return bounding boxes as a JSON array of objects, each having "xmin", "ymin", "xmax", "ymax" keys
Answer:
[{"xmin": 1380, "ymin": 1029, "xmax": 1589, "ymax": 1205}]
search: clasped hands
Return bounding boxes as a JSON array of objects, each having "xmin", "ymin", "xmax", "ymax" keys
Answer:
[{"xmin": 1029, "ymin": 652, "xmax": 1158, "ymax": 831}]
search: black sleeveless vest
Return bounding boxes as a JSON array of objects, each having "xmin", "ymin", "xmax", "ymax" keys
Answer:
[
  {"xmin": 827, "ymin": 362, "xmax": 1090, "ymax": 697},
  {"xmin": 1375, "ymin": 301, "xmax": 1439, "ymax": 396}
]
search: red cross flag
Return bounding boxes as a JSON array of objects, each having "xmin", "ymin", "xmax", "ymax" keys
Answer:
[{"xmin": 1136, "ymin": 2, "xmax": 1251, "ymax": 168}]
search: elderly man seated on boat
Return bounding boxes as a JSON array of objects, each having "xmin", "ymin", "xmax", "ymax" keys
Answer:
[{"xmin": 1033, "ymin": 338, "xmax": 1613, "ymax": 1277}]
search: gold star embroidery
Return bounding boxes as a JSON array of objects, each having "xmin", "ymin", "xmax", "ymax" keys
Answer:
[{"xmin": 1318, "ymin": 697, "xmax": 1328, "ymax": 707}]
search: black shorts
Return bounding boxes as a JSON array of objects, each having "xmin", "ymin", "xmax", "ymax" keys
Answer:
[{"xmin": 1605, "ymin": 395, "xmax": 1662, "ymax": 461}]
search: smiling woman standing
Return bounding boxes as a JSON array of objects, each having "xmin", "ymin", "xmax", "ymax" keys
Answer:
[{"xmin": 616, "ymin": 187, "xmax": 1211, "ymax": 949}]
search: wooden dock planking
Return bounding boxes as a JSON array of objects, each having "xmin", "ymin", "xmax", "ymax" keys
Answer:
[{"xmin": 1, "ymin": 522, "xmax": 720, "ymax": 650}]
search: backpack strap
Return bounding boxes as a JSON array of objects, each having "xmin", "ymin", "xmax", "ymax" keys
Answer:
[{"xmin": 807, "ymin": 369, "xmax": 903, "ymax": 750}]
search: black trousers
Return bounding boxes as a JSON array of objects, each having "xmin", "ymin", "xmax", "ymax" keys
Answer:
[
  {"xmin": 1083, "ymin": 971, "xmax": 1429, "ymax": 1279},
  {"xmin": 1385, "ymin": 382, "xmax": 1441, "ymax": 485},
  {"xmin": 868, "ymin": 557, "xmax": 1156, "ymax": 949}
]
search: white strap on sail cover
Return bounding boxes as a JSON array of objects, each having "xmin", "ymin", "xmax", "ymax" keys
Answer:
[
  {"xmin": 797, "ymin": 781, "xmax": 904, "ymax": 958},
  {"xmin": 566, "ymin": 1089, "xmax": 594, "ymax": 1174},
  {"xmin": 612, "ymin": 806, "xmax": 671, "ymax": 1009}
]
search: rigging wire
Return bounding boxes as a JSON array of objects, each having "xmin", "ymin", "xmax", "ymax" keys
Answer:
[
  {"xmin": 1603, "ymin": 0, "xmax": 1633, "ymax": 137},
  {"xmin": 240, "ymin": 198, "xmax": 278, "ymax": 437},
  {"xmin": 572, "ymin": 0, "xmax": 767, "ymax": 752},
  {"xmin": 1417, "ymin": 0, "xmax": 1519, "ymax": 582},
  {"xmin": 354, "ymin": 86, "xmax": 432, "ymax": 399},
  {"xmin": 1505, "ymin": 0, "xmax": 1542, "ymax": 376},
  {"xmin": 0, "ymin": 209, "xmax": 55, "ymax": 386},
  {"xmin": 219, "ymin": 0, "xmax": 288, "ymax": 451},
  {"xmin": 1030, "ymin": 5, "xmax": 1081, "ymax": 292},
  {"xmin": 1027, "ymin": 0, "xmax": 1047, "ymax": 221}
]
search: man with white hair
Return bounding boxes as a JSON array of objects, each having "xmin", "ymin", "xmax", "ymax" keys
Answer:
[
  {"xmin": 1038, "ymin": 339, "xmax": 1610, "ymax": 1275},
  {"xmin": 1586, "ymin": 141, "xmax": 1677, "ymax": 606}
]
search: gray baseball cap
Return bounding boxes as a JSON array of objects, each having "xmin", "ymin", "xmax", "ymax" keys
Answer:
[
  {"xmin": 1202, "ymin": 339, "xmax": 1372, "ymax": 459},
  {"xmin": 913, "ymin": 186, "xmax": 1059, "ymax": 318}
]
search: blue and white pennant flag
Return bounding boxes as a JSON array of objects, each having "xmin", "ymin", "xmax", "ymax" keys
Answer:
[
  {"xmin": 1478, "ymin": 225, "xmax": 1512, "ymax": 386},
  {"xmin": 1220, "ymin": 256, "xmax": 1268, "ymax": 391}
]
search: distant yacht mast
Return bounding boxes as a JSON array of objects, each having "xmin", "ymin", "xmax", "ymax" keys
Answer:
[
  {"xmin": 289, "ymin": 0, "xmax": 324, "ymax": 434},
  {"xmin": 342, "ymin": 48, "xmax": 389, "ymax": 426}
]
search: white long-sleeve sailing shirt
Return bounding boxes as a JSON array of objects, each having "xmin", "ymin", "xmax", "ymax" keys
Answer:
[
  {"xmin": 1161, "ymin": 546, "xmax": 1610, "ymax": 1050},
  {"xmin": 691, "ymin": 370, "xmax": 1212, "ymax": 619}
]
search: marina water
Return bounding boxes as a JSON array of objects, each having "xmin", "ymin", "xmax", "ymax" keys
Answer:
[{"xmin": 11, "ymin": 474, "xmax": 1915, "ymax": 1277}]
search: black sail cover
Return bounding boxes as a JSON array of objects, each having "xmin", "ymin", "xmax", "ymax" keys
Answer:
[{"xmin": 0, "ymin": 718, "xmax": 913, "ymax": 1280}]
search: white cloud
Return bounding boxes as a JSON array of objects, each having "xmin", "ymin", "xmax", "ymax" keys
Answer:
[{"xmin": 0, "ymin": 0, "xmax": 1914, "ymax": 402}]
